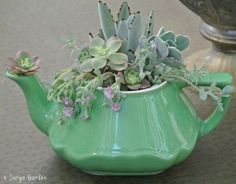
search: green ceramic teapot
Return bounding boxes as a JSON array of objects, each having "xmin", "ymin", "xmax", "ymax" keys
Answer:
[{"xmin": 6, "ymin": 71, "xmax": 232, "ymax": 175}]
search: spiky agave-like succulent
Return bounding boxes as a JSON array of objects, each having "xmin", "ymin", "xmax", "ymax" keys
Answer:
[{"xmin": 7, "ymin": 51, "xmax": 40, "ymax": 75}]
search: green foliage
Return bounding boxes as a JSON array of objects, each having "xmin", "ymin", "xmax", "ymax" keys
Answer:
[
  {"xmin": 98, "ymin": 1, "xmax": 116, "ymax": 40},
  {"xmin": 117, "ymin": 2, "xmax": 130, "ymax": 23},
  {"xmin": 47, "ymin": 1, "xmax": 232, "ymax": 120}
]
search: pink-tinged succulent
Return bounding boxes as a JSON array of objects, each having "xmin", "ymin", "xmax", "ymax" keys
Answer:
[
  {"xmin": 63, "ymin": 107, "xmax": 74, "ymax": 117},
  {"xmin": 103, "ymin": 87, "xmax": 115, "ymax": 100},
  {"xmin": 112, "ymin": 103, "xmax": 121, "ymax": 112},
  {"xmin": 7, "ymin": 51, "xmax": 40, "ymax": 76}
]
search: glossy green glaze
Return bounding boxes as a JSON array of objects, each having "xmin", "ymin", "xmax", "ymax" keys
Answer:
[{"xmin": 6, "ymin": 71, "xmax": 232, "ymax": 175}]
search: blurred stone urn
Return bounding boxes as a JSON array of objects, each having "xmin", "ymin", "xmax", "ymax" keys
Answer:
[{"xmin": 179, "ymin": 0, "xmax": 236, "ymax": 89}]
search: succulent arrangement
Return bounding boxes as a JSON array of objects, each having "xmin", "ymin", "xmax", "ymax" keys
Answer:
[
  {"xmin": 7, "ymin": 51, "xmax": 40, "ymax": 76},
  {"xmin": 8, "ymin": 1, "xmax": 233, "ymax": 120}
]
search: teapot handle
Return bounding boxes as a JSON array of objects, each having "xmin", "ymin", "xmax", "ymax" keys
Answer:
[{"xmin": 178, "ymin": 72, "xmax": 232, "ymax": 138}]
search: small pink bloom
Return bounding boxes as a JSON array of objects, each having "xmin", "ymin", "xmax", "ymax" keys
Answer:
[
  {"xmin": 63, "ymin": 107, "xmax": 74, "ymax": 117},
  {"xmin": 104, "ymin": 87, "xmax": 115, "ymax": 100},
  {"xmin": 112, "ymin": 103, "xmax": 120, "ymax": 112}
]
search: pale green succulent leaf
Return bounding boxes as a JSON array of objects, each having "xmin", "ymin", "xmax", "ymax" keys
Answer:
[
  {"xmin": 117, "ymin": 20, "xmax": 129, "ymax": 40},
  {"xmin": 98, "ymin": 1, "xmax": 117, "ymax": 40},
  {"xmin": 79, "ymin": 60, "xmax": 93, "ymax": 72},
  {"xmin": 166, "ymin": 39, "xmax": 176, "ymax": 47},
  {"xmin": 107, "ymin": 62, "xmax": 128, "ymax": 71},
  {"xmin": 107, "ymin": 37, "xmax": 122, "ymax": 54},
  {"xmin": 155, "ymin": 37, "xmax": 169, "ymax": 58},
  {"xmin": 119, "ymin": 39, "xmax": 128, "ymax": 53},
  {"xmin": 117, "ymin": 2, "xmax": 130, "ymax": 22},
  {"xmin": 168, "ymin": 47, "xmax": 182, "ymax": 60},
  {"xmin": 160, "ymin": 31, "xmax": 175, "ymax": 42},
  {"xmin": 127, "ymin": 13, "xmax": 142, "ymax": 52},
  {"xmin": 176, "ymin": 35, "xmax": 190, "ymax": 51},
  {"xmin": 109, "ymin": 53, "xmax": 128, "ymax": 64},
  {"xmin": 126, "ymin": 14, "xmax": 135, "ymax": 28},
  {"xmin": 145, "ymin": 11, "xmax": 155, "ymax": 38},
  {"xmin": 91, "ymin": 58, "xmax": 107, "ymax": 70},
  {"xmin": 90, "ymin": 38, "xmax": 105, "ymax": 48}
]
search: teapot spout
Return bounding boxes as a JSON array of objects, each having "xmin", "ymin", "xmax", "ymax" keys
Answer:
[{"xmin": 6, "ymin": 71, "xmax": 53, "ymax": 135}]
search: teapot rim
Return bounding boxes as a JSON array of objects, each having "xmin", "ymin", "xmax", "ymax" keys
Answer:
[{"xmin": 120, "ymin": 81, "xmax": 167, "ymax": 95}]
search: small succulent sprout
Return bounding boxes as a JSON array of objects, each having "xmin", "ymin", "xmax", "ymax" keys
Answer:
[
  {"xmin": 124, "ymin": 68, "xmax": 141, "ymax": 90},
  {"xmin": 7, "ymin": 51, "xmax": 40, "ymax": 76},
  {"xmin": 78, "ymin": 47, "xmax": 92, "ymax": 63}
]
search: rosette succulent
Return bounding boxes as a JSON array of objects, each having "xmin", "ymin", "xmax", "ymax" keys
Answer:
[
  {"xmin": 79, "ymin": 37, "xmax": 128, "ymax": 72},
  {"xmin": 7, "ymin": 51, "xmax": 40, "ymax": 75}
]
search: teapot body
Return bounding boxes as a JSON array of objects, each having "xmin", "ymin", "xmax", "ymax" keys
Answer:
[{"xmin": 48, "ymin": 83, "xmax": 201, "ymax": 175}]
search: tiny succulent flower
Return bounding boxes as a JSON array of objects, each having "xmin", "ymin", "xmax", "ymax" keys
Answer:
[
  {"xmin": 124, "ymin": 68, "xmax": 141, "ymax": 85},
  {"xmin": 104, "ymin": 87, "xmax": 115, "ymax": 100},
  {"xmin": 112, "ymin": 103, "xmax": 121, "ymax": 112},
  {"xmin": 7, "ymin": 51, "xmax": 40, "ymax": 75},
  {"xmin": 79, "ymin": 37, "xmax": 128, "ymax": 72},
  {"xmin": 62, "ymin": 97, "xmax": 74, "ymax": 107},
  {"xmin": 63, "ymin": 106, "xmax": 74, "ymax": 117}
]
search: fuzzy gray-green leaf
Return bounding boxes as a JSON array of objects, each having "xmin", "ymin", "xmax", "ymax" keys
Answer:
[
  {"xmin": 160, "ymin": 31, "xmax": 175, "ymax": 42},
  {"xmin": 98, "ymin": 1, "xmax": 117, "ymax": 40},
  {"xmin": 127, "ymin": 12, "xmax": 142, "ymax": 52},
  {"xmin": 117, "ymin": 2, "xmax": 130, "ymax": 23},
  {"xmin": 176, "ymin": 35, "xmax": 190, "ymax": 51},
  {"xmin": 155, "ymin": 37, "xmax": 169, "ymax": 58},
  {"xmin": 166, "ymin": 39, "xmax": 176, "ymax": 47},
  {"xmin": 145, "ymin": 11, "xmax": 155, "ymax": 38},
  {"xmin": 168, "ymin": 47, "xmax": 182, "ymax": 60},
  {"xmin": 117, "ymin": 20, "xmax": 129, "ymax": 40}
]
